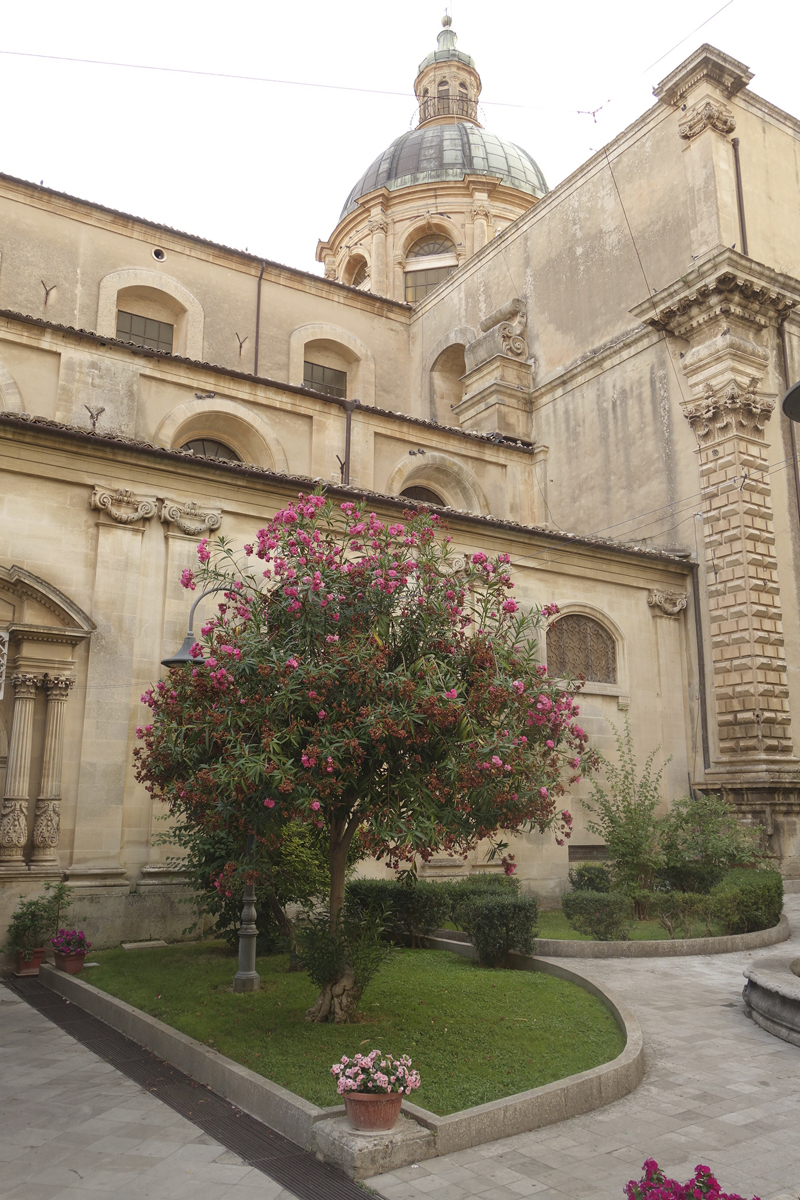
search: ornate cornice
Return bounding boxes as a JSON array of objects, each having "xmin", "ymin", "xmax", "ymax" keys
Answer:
[
  {"xmin": 159, "ymin": 498, "xmax": 222, "ymax": 537},
  {"xmin": 653, "ymin": 44, "xmax": 753, "ymax": 106},
  {"xmin": 632, "ymin": 250, "xmax": 799, "ymax": 339},
  {"xmin": 679, "ymin": 98, "xmax": 736, "ymax": 140},
  {"xmin": 91, "ymin": 486, "xmax": 157, "ymax": 524},
  {"xmin": 682, "ymin": 378, "xmax": 775, "ymax": 442}
]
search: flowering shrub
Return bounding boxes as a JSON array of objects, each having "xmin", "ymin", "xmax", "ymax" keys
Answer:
[
  {"xmin": 135, "ymin": 498, "xmax": 595, "ymax": 1021},
  {"xmin": 50, "ymin": 929, "xmax": 90, "ymax": 956},
  {"xmin": 331, "ymin": 1050, "xmax": 421, "ymax": 1096},
  {"xmin": 625, "ymin": 1158, "xmax": 759, "ymax": 1200}
]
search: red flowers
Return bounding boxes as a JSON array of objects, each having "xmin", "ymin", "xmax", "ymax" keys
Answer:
[{"xmin": 625, "ymin": 1159, "xmax": 760, "ymax": 1200}]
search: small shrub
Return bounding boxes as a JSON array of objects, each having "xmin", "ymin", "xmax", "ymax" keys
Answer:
[
  {"xmin": 448, "ymin": 872, "xmax": 519, "ymax": 930},
  {"xmin": 568, "ymin": 863, "xmax": 611, "ymax": 892},
  {"xmin": 561, "ymin": 890, "xmax": 632, "ymax": 941},
  {"xmin": 649, "ymin": 891, "xmax": 710, "ymax": 939},
  {"xmin": 346, "ymin": 878, "xmax": 452, "ymax": 945},
  {"xmin": 458, "ymin": 892, "xmax": 538, "ymax": 967},
  {"xmin": 295, "ymin": 902, "xmax": 393, "ymax": 1019},
  {"xmin": 658, "ymin": 792, "xmax": 764, "ymax": 894},
  {"xmin": 712, "ymin": 868, "xmax": 783, "ymax": 934}
]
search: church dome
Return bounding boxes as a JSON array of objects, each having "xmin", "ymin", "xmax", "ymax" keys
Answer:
[{"xmin": 340, "ymin": 123, "xmax": 548, "ymax": 219}]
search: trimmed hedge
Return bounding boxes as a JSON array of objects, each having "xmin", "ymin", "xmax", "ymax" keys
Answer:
[
  {"xmin": 568, "ymin": 864, "xmax": 611, "ymax": 893},
  {"xmin": 457, "ymin": 892, "xmax": 539, "ymax": 967},
  {"xmin": 346, "ymin": 878, "xmax": 452, "ymax": 945},
  {"xmin": 561, "ymin": 890, "xmax": 632, "ymax": 941},
  {"xmin": 712, "ymin": 867, "xmax": 784, "ymax": 934}
]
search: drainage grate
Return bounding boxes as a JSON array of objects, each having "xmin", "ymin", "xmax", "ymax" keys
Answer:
[{"xmin": 9, "ymin": 978, "xmax": 369, "ymax": 1200}]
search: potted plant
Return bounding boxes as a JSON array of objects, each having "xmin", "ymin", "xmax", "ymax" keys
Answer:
[
  {"xmin": 331, "ymin": 1049, "xmax": 421, "ymax": 1132},
  {"xmin": 2, "ymin": 882, "xmax": 74, "ymax": 976},
  {"xmin": 50, "ymin": 928, "xmax": 91, "ymax": 974}
]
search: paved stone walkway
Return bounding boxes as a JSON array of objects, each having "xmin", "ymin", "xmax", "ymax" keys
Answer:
[
  {"xmin": 0, "ymin": 986, "xmax": 300, "ymax": 1200},
  {"xmin": 370, "ymin": 895, "xmax": 800, "ymax": 1200}
]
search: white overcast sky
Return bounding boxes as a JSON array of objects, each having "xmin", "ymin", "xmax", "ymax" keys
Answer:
[{"xmin": 1, "ymin": 0, "xmax": 797, "ymax": 275}]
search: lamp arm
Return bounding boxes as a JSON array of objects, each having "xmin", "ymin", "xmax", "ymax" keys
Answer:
[{"xmin": 186, "ymin": 585, "xmax": 231, "ymax": 636}]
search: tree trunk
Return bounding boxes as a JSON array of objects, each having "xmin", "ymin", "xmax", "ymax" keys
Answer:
[{"xmin": 305, "ymin": 817, "xmax": 358, "ymax": 1022}]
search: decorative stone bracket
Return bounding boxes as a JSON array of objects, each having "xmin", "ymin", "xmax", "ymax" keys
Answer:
[
  {"xmin": 91, "ymin": 486, "xmax": 157, "ymax": 524},
  {"xmin": 648, "ymin": 589, "xmax": 688, "ymax": 616},
  {"xmin": 159, "ymin": 498, "xmax": 222, "ymax": 537},
  {"xmin": 679, "ymin": 97, "xmax": 736, "ymax": 140},
  {"xmin": 456, "ymin": 299, "xmax": 535, "ymax": 439},
  {"xmin": 0, "ymin": 629, "xmax": 7, "ymax": 701}
]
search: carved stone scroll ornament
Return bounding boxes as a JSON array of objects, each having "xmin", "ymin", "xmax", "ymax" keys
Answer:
[
  {"xmin": 0, "ymin": 629, "xmax": 7, "ymax": 701},
  {"xmin": 31, "ymin": 675, "xmax": 75, "ymax": 862},
  {"xmin": 91, "ymin": 486, "xmax": 157, "ymax": 524},
  {"xmin": 0, "ymin": 673, "xmax": 40, "ymax": 864},
  {"xmin": 499, "ymin": 309, "xmax": 529, "ymax": 360},
  {"xmin": 159, "ymin": 499, "xmax": 223, "ymax": 537},
  {"xmin": 679, "ymin": 99, "xmax": 736, "ymax": 140},
  {"xmin": 368, "ymin": 215, "xmax": 389, "ymax": 234},
  {"xmin": 682, "ymin": 379, "xmax": 775, "ymax": 443},
  {"xmin": 648, "ymin": 589, "xmax": 688, "ymax": 616}
]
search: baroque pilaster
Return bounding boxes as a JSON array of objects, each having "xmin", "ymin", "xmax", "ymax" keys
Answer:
[
  {"xmin": 30, "ymin": 675, "xmax": 75, "ymax": 866},
  {"xmin": 0, "ymin": 673, "xmax": 40, "ymax": 866},
  {"xmin": 634, "ymin": 250, "xmax": 798, "ymax": 766}
]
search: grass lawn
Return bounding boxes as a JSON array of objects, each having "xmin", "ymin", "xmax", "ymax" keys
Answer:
[
  {"xmin": 87, "ymin": 943, "xmax": 624, "ymax": 1115},
  {"xmin": 535, "ymin": 910, "xmax": 726, "ymax": 942}
]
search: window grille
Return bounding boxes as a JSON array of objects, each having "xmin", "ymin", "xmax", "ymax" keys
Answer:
[
  {"xmin": 400, "ymin": 485, "xmax": 445, "ymax": 505},
  {"xmin": 407, "ymin": 234, "xmax": 456, "ymax": 259},
  {"xmin": 546, "ymin": 614, "xmax": 616, "ymax": 684},
  {"xmin": 116, "ymin": 310, "xmax": 174, "ymax": 354},
  {"xmin": 303, "ymin": 361, "xmax": 347, "ymax": 399},
  {"xmin": 405, "ymin": 266, "xmax": 456, "ymax": 302},
  {"xmin": 180, "ymin": 439, "xmax": 241, "ymax": 462}
]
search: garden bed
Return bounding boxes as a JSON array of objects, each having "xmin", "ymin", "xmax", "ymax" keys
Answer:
[{"xmin": 84, "ymin": 941, "xmax": 624, "ymax": 1115}]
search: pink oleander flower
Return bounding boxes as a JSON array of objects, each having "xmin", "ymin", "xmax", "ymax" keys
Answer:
[
  {"xmin": 197, "ymin": 538, "xmax": 211, "ymax": 564},
  {"xmin": 264, "ymin": 798, "xmax": 275, "ymax": 808},
  {"xmin": 444, "ymin": 688, "xmax": 457, "ymax": 699},
  {"xmin": 180, "ymin": 568, "xmax": 196, "ymax": 591}
]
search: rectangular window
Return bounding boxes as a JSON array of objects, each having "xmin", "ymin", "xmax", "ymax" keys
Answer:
[
  {"xmin": 116, "ymin": 310, "xmax": 174, "ymax": 354},
  {"xmin": 404, "ymin": 266, "xmax": 455, "ymax": 303},
  {"xmin": 303, "ymin": 361, "xmax": 347, "ymax": 399}
]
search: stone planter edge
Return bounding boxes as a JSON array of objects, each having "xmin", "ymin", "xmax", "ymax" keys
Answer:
[
  {"xmin": 426, "ymin": 912, "xmax": 789, "ymax": 959},
  {"xmin": 39, "ymin": 951, "xmax": 644, "ymax": 1173}
]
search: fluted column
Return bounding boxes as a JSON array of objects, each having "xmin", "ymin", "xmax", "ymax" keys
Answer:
[
  {"xmin": 30, "ymin": 675, "xmax": 75, "ymax": 866},
  {"xmin": 0, "ymin": 673, "xmax": 40, "ymax": 867}
]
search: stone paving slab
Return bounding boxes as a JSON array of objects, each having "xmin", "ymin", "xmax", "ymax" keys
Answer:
[
  {"xmin": 0, "ymin": 987, "xmax": 300, "ymax": 1200},
  {"xmin": 369, "ymin": 896, "xmax": 800, "ymax": 1200}
]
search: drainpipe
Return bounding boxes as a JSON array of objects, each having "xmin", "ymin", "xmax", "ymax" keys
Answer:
[
  {"xmin": 341, "ymin": 398, "xmax": 359, "ymax": 485},
  {"xmin": 779, "ymin": 321, "xmax": 800, "ymax": 534},
  {"xmin": 690, "ymin": 560, "xmax": 711, "ymax": 771},
  {"xmin": 253, "ymin": 261, "xmax": 266, "ymax": 376},
  {"xmin": 731, "ymin": 138, "xmax": 749, "ymax": 257}
]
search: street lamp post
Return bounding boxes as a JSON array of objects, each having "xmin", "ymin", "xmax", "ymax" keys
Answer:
[{"xmin": 162, "ymin": 588, "xmax": 260, "ymax": 994}]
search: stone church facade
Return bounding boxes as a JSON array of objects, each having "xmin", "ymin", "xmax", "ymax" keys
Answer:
[{"xmin": 1, "ymin": 23, "xmax": 799, "ymax": 945}]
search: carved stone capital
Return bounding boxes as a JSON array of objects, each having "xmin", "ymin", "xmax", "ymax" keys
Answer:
[
  {"xmin": 682, "ymin": 378, "xmax": 775, "ymax": 442},
  {"xmin": 324, "ymin": 265, "xmax": 337, "ymax": 280},
  {"xmin": 648, "ymin": 589, "xmax": 688, "ymax": 616},
  {"xmin": 679, "ymin": 98, "xmax": 736, "ymax": 140},
  {"xmin": 32, "ymin": 799, "xmax": 60, "ymax": 849},
  {"xmin": 471, "ymin": 202, "xmax": 492, "ymax": 221},
  {"xmin": 91, "ymin": 486, "xmax": 157, "ymax": 525},
  {"xmin": 44, "ymin": 675, "xmax": 75, "ymax": 700},
  {"xmin": 10, "ymin": 673, "xmax": 40, "ymax": 700},
  {"xmin": 368, "ymin": 215, "xmax": 389, "ymax": 234},
  {"xmin": 159, "ymin": 499, "xmax": 222, "ymax": 537}
]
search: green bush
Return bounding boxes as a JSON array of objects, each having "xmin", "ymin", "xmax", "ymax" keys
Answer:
[
  {"xmin": 568, "ymin": 864, "xmax": 611, "ymax": 892},
  {"xmin": 658, "ymin": 793, "xmax": 764, "ymax": 894},
  {"xmin": 295, "ymin": 902, "xmax": 392, "ymax": 1012},
  {"xmin": 649, "ymin": 891, "xmax": 713, "ymax": 939},
  {"xmin": 712, "ymin": 868, "xmax": 783, "ymax": 934},
  {"xmin": 2, "ymin": 883, "xmax": 74, "ymax": 960},
  {"xmin": 457, "ymin": 892, "xmax": 538, "ymax": 967},
  {"xmin": 561, "ymin": 890, "xmax": 632, "ymax": 941},
  {"xmin": 448, "ymin": 873, "xmax": 519, "ymax": 930},
  {"xmin": 346, "ymin": 878, "xmax": 452, "ymax": 945}
]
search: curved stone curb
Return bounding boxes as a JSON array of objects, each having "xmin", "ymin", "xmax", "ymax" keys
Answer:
[
  {"xmin": 742, "ymin": 952, "xmax": 800, "ymax": 1049},
  {"xmin": 429, "ymin": 913, "xmax": 789, "ymax": 959},
  {"xmin": 38, "ymin": 951, "xmax": 643, "ymax": 1178}
]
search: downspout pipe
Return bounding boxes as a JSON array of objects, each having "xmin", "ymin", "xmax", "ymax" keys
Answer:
[
  {"xmin": 690, "ymin": 560, "xmax": 711, "ymax": 771},
  {"xmin": 253, "ymin": 261, "xmax": 266, "ymax": 376},
  {"xmin": 731, "ymin": 138, "xmax": 749, "ymax": 257},
  {"xmin": 779, "ymin": 321, "xmax": 800, "ymax": 539}
]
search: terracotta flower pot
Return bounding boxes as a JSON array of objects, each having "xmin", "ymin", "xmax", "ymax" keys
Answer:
[
  {"xmin": 15, "ymin": 947, "xmax": 46, "ymax": 977},
  {"xmin": 53, "ymin": 951, "xmax": 86, "ymax": 975},
  {"xmin": 343, "ymin": 1091, "xmax": 403, "ymax": 1132}
]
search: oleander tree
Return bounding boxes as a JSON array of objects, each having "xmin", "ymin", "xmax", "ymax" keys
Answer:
[{"xmin": 134, "ymin": 495, "xmax": 595, "ymax": 1021}]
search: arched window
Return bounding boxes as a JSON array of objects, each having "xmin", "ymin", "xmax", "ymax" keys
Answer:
[
  {"xmin": 350, "ymin": 261, "xmax": 369, "ymax": 288},
  {"xmin": 180, "ymin": 439, "xmax": 241, "ymax": 462},
  {"xmin": 401, "ymin": 485, "xmax": 445, "ymax": 505},
  {"xmin": 405, "ymin": 234, "xmax": 458, "ymax": 303},
  {"xmin": 546, "ymin": 614, "xmax": 617, "ymax": 684}
]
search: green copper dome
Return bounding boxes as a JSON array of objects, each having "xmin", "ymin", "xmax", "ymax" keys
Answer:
[{"xmin": 340, "ymin": 123, "xmax": 548, "ymax": 219}]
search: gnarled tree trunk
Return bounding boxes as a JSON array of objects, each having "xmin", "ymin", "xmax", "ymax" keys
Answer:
[{"xmin": 305, "ymin": 815, "xmax": 359, "ymax": 1023}]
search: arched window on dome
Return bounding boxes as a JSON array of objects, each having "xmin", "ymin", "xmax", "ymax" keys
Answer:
[
  {"xmin": 405, "ymin": 234, "xmax": 458, "ymax": 303},
  {"xmin": 180, "ymin": 438, "xmax": 241, "ymax": 462},
  {"xmin": 343, "ymin": 255, "xmax": 369, "ymax": 290},
  {"xmin": 546, "ymin": 614, "xmax": 617, "ymax": 684}
]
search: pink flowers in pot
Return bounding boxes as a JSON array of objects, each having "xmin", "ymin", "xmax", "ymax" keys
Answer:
[
  {"xmin": 50, "ymin": 929, "xmax": 90, "ymax": 956},
  {"xmin": 331, "ymin": 1050, "xmax": 421, "ymax": 1096}
]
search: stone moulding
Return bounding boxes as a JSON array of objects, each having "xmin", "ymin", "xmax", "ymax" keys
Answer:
[
  {"xmin": 421, "ymin": 914, "xmax": 788, "ymax": 960},
  {"xmin": 38, "ymin": 951, "xmax": 643, "ymax": 1179},
  {"xmin": 742, "ymin": 952, "xmax": 800, "ymax": 1048}
]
